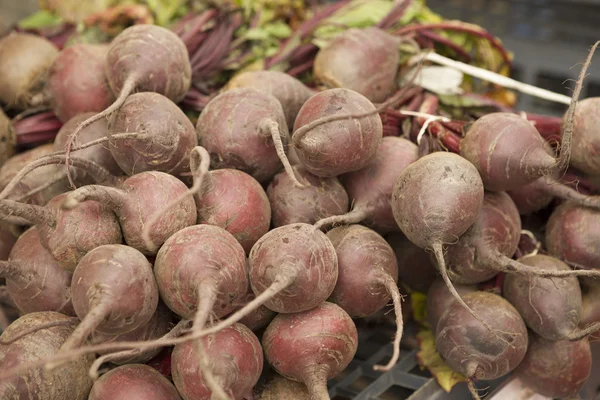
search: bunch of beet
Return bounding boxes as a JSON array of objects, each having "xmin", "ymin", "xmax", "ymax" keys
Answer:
[{"xmin": 1, "ymin": 15, "xmax": 600, "ymax": 400}]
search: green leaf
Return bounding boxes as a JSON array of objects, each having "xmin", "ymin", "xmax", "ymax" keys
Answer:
[
  {"xmin": 313, "ymin": 0, "xmax": 394, "ymax": 39},
  {"xmin": 18, "ymin": 10, "xmax": 63, "ymax": 29},
  {"xmin": 144, "ymin": 0, "xmax": 185, "ymax": 26},
  {"xmin": 264, "ymin": 21, "xmax": 292, "ymax": 39},
  {"xmin": 244, "ymin": 28, "xmax": 270, "ymax": 41}
]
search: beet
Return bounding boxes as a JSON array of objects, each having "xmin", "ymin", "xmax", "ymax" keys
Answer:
[
  {"xmin": 2, "ymin": 227, "xmax": 74, "ymax": 316},
  {"xmin": 171, "ymin": 323, "xmax": 263, "ymax": 400},
  {"xmin": 64, "ymin": 24, "xmax": 191, "ymax": 184},
  {"xmin": 0, "ymin": 223, "xmax": 17, "ymax": 261},
  {"xmin": 107, "ymin": 92, "xmax": 197, "ymax": 176},
  {"xmin": 53, "ymin": 112, "xmax": 121, "ymax": 176},
  {"xmin": 90, "ymin": 302, "xmax": 175, "ymax": 366},
  {"xmin": 255, "ymin": 374, "xmax": 310, "ymax": 400},
  {"xmin": 315, "ymin": 136, "xmax": 418, "ymax": 233},
  {"xmin": 581, "ymin": 279, "xmax": 600, "ymax": 327},
  {"xmin": 392, "ymin": 152, "xmax": 488, "ymax": 330},
  {"xmin": 0, "ymin": 33, "xmax": 58, "ymax": 110},
  {"xmin": 314, "ymin": 27, "xmax": 399, "ymax": 103},
  {"xmin": 0, "ymin": 144, "xmax": 68, "ymax": 206},
  {"xmin": 89, "ymin": 364, "xmax": 181, "ymax": 400},
  {"xmin": 63, "ymin": 171, "xmax": 196, "ymax": 255},
  {"xmin": 386, "ymin": 232, "xmax": 437, "ymax": 293},
  {"xmin": 515, "ymin": 334, "xmax": 591, "ymax": 398},
  {"xmin": 262, "ymin": 302, "xmax": 358, "ymax": 400},
  {"xmin": 195, "ymin": 168, "xmax": 271, "ymax": 253},
  {"xmin": 267, "ymin": 164, "xmax": 349, "ymax": 227},
  {"xmin": 197, "ymin": 88, "xmax": 301, "ymax": 185},
  {"xmin": 570, "ymin": 97, "xmax": 600, "ymax": 176},
  {"xmin": 225, "ymin": 70, "xmax": 314, "ymax": 128},
  {"xmin": 292, "ymin": 88, "xmax": 382, "ymax": 177},
  {"xmin": 545, "ymin": 202, "xmax": 600, "ymax": 270},
  {"xmin": 61, "ymin": 244, "xmax": 159, "ymax": 351},
  {"xmin": 436, "ymin": 292, "xmax": 528, "ymax": 381},
  {"xmin": 0, "ymin": 311, "xmax": 94, "ymax": 399},
  {"xmin": 0, "ymin": 108, "xmax": 15, "ymax": 167},
  {"xmin": 327, "ymin": 225, "xmax": 403, "ymax": 371},
  {"xmin": 233, "ymin": 289, "xmax": 277, "ymax": 332},
  {"xmin": 503, "ymin": 254, "xmax": 600, "ymax": 340},
  {"xmin": 426, "ymin": 278, "xmax": 477, "ymax": 333},
  {"xmin": 507, "ymin": 177, "xmax": 554, "ymax": 215},
  {"xmin": 47, "ymin": 44, "xmax": 114, "ymax": 123},
  {"xmin": 0, "ymin": 192, "xmax": 123, "ymax": 272}
]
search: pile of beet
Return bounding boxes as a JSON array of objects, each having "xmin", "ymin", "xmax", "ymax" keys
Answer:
[{"xmin": 0, "ymin": 8, "xmax": 599, "ymax": 400}]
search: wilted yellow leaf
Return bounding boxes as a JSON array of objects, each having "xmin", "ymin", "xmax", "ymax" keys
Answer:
[
  {"xmin": 411, "ymin": 291, "xmax": 428, "ymax": 326},
  {"xmin": 416, "ymin": 329, "xmax": 466, "ymax": 392}
]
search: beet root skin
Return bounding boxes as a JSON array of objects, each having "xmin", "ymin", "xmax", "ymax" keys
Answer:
[
  {"xmin": 235, "ymin": 290, "xmax": 278, "ymax": 332},
  {"xmin": 196, "ymin": 169, "xmax": 271, "ymax": 253},
  {"xmin": 0, "ymin": 224, "xmax": 17, "ymax": 261},
  {"xmin": 171, "ymin": 323, "xmax": 263, "ymax": 400},
  {"xmin": 53, "ymin": 112, "xmax": 121, "ymax": 176},
  {"xmin": 0, "ymin": 311, "xmax": 94, "ymax": 400},
  {"xmin": 89, "ymin": 364, "xmax": 181, "ymax": 400},
  {"xmin": 293, "ymin": 88, "xmax": 383, "ymax": 177},
  {"xmin": 0, "ymin": 33, "xmax": 58, "ymax": 110},
  {"xmin": 197, "ymin": 88, "xmax": 290, "ymax": 183},
  {"xmin": 255, "ymin": 374, "xmax": 310, "ymax": 400},
  {"xmin": 460, "ymin": 112, "xmax": 556, "ymax": 191},
  {"xmin": 5, "ymin": 227, "xmax": 74, "ymax": 316},
  {"xmin": 248, "ymin": 223, "xmax": 338, "ymax": 313},
  {"xmin": 38, "ymin": 192, "xmax": 123, "ymax": 272},
  {"xmin": 507, "ymin": 177, "xmax": 554, "ymax": 215},
  {"xmin": 545, "ymin": 202, "xmax": 600, "ymax": 270},
  {"xmin": 0, "ymin": 108, "xmax": 16, "ymax": 168},
  {"xmin": 436, "ymin": 291, "xmax": 528, "ymax": 380},
  {"xmin": 386, "ymin": 233, "xmax": 438, "ymax": 293},
  {"xmin": 327, "ymin": 225, "xmax": 398, "ymax": 317},
  {"xmin": 108, "ymin": 92, "xmax": 198, "ymax": 176},
  {"xmin": 71, "ymin": 244, "xmax": 159, "ymax": 337},
  {"xmin": 503, "ymin": 254, "xmax": 582, "ymax": 341},
  {"xmin": 444, "ymin": 191, "xmax": 521, "ymax": 284},
  {"xmin": 392, "ymin": 152, "xmax": 484, "ymax": 249},
  {"xmin": 105, "ymin": 24, "xmax": 191, "ymax": 104},
  {"xmin": 262, "ymin": 302, "xmax": 358, "ymax": 396},
  {"xmin": 224, "ymin": 70, "xmax": 313, "ymax": 128},
  {"xmin": 48, "ymin": 43, "xmax": 114, "ymax": 123},
  {"xmin": 314, "ymin": 27, "xmax": 399, "ymax": 103},
  {"xmin": 340, "ymin": 136, "xmax": 419, "ymax": 234},
  {"xmin": 426, "ymin": 278, "xmax": 477, "ymax": 333},
  {"xmin": 570, "ymin": 97, "xmax": 600, "ymax": 175},
  {"xmin": 515, "ymin": 334, "xmax": 591, "ymax": 398},
  {"xmin": 154, "ymin": 224, "xmax": 248, "ymax": 320},
  {"xmin": 267, "ymin": 165, "xmax": 349, "ymax": 227}
]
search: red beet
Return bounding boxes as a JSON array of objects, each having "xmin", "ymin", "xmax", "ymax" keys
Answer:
[
  {"xmin": 292, "ymin": 88, "xmax": 383, "ymax": 177},
  {"xmin": 89, "ymin": 364, "xmax": 181, "ymax": 400},
  {"xmin": 63, "ymin": 171, "xmax": 196, "ymax": 255},
  {"xmin": 2, "ymin": 227, "xmax": 74, "ymax": 316},
  {"xmin": 47, "ymin": 44, "xmax": 114, "ymax": 123},
  {"xmin": 426, "ymin": 278, "xmax": 477, "ymax": 333},
  {"xmin": 0, "ymin": 108, "xmax": 15, "ymax": 167},
  {"xmin": 386, "ymin": 232, "xmax": 437, "ymax": 293},
  {"xmin": 314, "ymin": 27, "xmax": 399, "ymax": 103},
  {"xmin": 61, "ymin": 244, "xmax": 159, "ymax": 350},
  {"xmin": 0, "ymin": 192, "xmax": 123, "ymax": 272},
  {"xmin": 315, "ymin": 136, "xmax": 418, "ymax": 233},
  {"xmin": 0, "ymin": 311, "xmax": 94, "ymax": 399},
  {"xmin": 327, "ymin": 225, "xmax": 403, "ymax": 371},
  {"xmin": 171, "ymin": 323, "xmax": 263, "ymax": 400},
  {"xmin": 197, "ymin": 88, "xmax": 301, "ymax": 185},
  {"xmin": 267, "ymin": 164, "xmax": 349, "ymax": 227},
  {"xmin": 436, "ymin": 292, "xmax": 528, "ymax": 381},
  {"xmin": 515, "ymin": 334, "xmax": 591, "ymax": 398},
  {"xmin": 570, "ymin": 97, "xmax": 600, "ymax": 176},
  {"xmin": 262, "ymin": 302, "xmax": 358, "ymax": 400}
]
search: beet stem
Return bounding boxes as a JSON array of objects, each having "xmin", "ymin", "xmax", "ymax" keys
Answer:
[
  {"xmin": 373, "ymin": 274, "xmax": 404, "ymax": 372},
  {"xmin": 259, "ymin": 119, "xmax": 305, "ymax": 188},
  {"xmin": 304, "ymin": 365, "xmax": 331, "ymax": 400},
  {"xmin": 433, "ymin": 242, "xmax": 512, "ymax": 342},
  {"xmin": 568, "ymin": 322, "xmax": 600, "ymax": 341},
  {"xmin": 0, "ymin": 199, "xmax": 56, "ymax": 227},
  {"xmin": 543, "ymin": 176, "xmax": 600, "ymax": 209},
  {"xmin": 314, "ymin": 208, "xmax": 369, "ymax": 231},
  {"xmin": 192, "ymin": 280, "xmax": 231, "ymax": 400},
  {"xmin": 15, "ymin": 173, "xmax": 67, "ymax": 202},
  {"xmin": 62, "ymin": 185, "xmax": 126, "ymax": 211},
  {"xmin": 141, "ymin": 146, "xmax": 210, "ymax": 252},
  {"xmin": 65, "ymin": 76, "xmax": 137, "ymax": 187},
  {"xmin": 555, "ymin": 41, "xmax": 600, "ymax": 172},
  {"xmin": 492, "ymin": 251, "xmax": 600, "ymax": 278},
  {"xmin": 0, "ymin": 318, "xmax": 78, "ymax": 345},
  {"xmin": 60, "ymin": 300, "xmax": 112, "ymax": 351}
]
